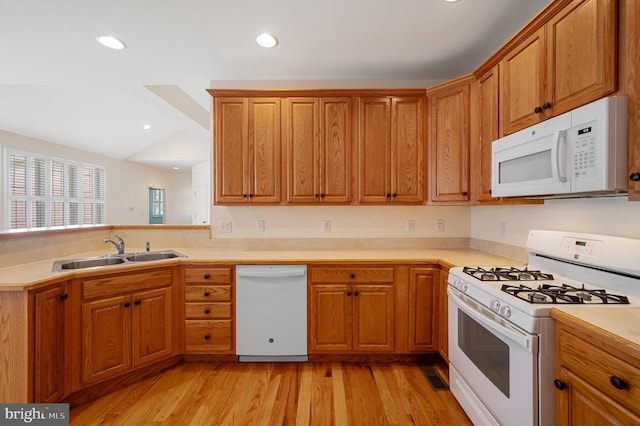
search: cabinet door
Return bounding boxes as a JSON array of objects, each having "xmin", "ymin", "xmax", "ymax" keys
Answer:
[
  {"xmin": 353, "ymin": 285, "xmax": 394, "ymax": 352},
  {"xmin": 391, "ymin": 97, "xmax": 426, "ymax": 203},
  {"xmin": 320, "ymin": 97, "xmax": 352, "ymax": 203},
  {"xmin": 429, "ymin": 83, "xmax": 470, "ymax": 202},
  {"xmin": 214, "ymin": 98, "xmax": 249, "ymax": 203},
  {"xmin": 408, "ymin": 269, "xmax": 438, "ymax": 352},
  {"xmin": 82, "ymin": 295, "xmax": 131, "ymax": 385},
  {"xmin": 474, "ymin": 66, "xmax": 500, "ymax": 202},
  {"xmin": 248, "ymin": 98, "xmax": 281, "ymax": 203},
  {"xmin": 34, "ymin": 285, "xmax": 68, "ymax": 402},
  {"xmin": 358, "ymin": 97, "xmax": 391, "ymax": 203},
  {"xmin": 285, "ymin": 98, "xmax": 319, "ymax": 203},
  {"xmin": 556, "ymin": 367, "xmax": 640, "ymax": 426},
  {"xmin": 546, "ymin": 0, "xmax": 617, "ymax": 116},
  {"xmin": 309, "ymin": 284, "xmax": 351, "ymax": 352},
  {"xmin": 438, "ymin": 272, "xmax": 449, "ymax": 361},
  {"xmin": 501, "ymin": 28, "xmax": 546, "ymax": 135},
  {"xmin": 131, "ymin": 287, "xmax": 173, "ymax": 367}
]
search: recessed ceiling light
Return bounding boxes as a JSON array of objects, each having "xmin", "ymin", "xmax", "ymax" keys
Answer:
[
  {"xmin": 445, "ymin": 0, "xmax": 460, "ymax": 2},
  {"xmin": 172, "ymin": 166, "xmax": 180, "ymax": 170},
  {"xmin": 256, "ymin": 33, "xmax": 278, "ymax": 48},
  {"xmin": 96, "ymin": 35, "xmax": 126, "ymax": 50},
  {"xmin": 143, "ymin": 124, "xmax": 151, "ymax": 130}
]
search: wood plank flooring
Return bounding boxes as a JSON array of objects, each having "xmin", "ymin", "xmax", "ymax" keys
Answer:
[{"xmin": 70, "ymin": 362, "xmax": 471, "ymax": 425}]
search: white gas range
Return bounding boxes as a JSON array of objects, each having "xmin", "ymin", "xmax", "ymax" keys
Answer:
[{"xmin": 447, "ymin": 230, "xmax": 640, "ymax": 426}]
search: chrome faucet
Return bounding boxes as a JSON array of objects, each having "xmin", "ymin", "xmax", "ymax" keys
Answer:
[{"xmin": 104, "ymin": 235, "xmax": 125, "ymax": 255}]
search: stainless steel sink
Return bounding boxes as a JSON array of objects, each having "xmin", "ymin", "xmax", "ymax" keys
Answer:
[
  {"xmin": 124, "ymin": 251, "xmax": 182, "ymax": 262},
  {"xmin": 52, "ymin": 250, "xmax": 186, "ymax": 272}
]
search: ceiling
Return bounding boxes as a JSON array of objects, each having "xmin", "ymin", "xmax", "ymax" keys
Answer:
[{"xmin": 0, "ymin": 0, "xmax": 550, "ymax": 169}]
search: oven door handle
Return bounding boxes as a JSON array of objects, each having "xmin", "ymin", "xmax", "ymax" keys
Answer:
[{"xmin": 449, "ymin": 287, "xmax": 538, "ymax": 354}]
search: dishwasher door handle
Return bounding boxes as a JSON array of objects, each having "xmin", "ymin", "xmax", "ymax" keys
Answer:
[{"xmin": 236, "ymin": 269, "xmax": 306, "ymax": 279}]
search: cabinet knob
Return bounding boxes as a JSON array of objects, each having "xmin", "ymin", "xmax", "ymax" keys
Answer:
[
  {"xmin": 350, "ymin": 273, "xmax": 356, "ymax": 279},
  {"xmin": 534, "ymin": 106, "xmax": 543, "ymax": 114},
  {"xmin": 354, "ymin": 291, "xmax": 359, "ymax": 296},
  {"xmin": 610, "ymin": 376, "xmax": 627, "ymax": 390},
  {"xmin": 320, "ymin": 193, "xmax": 325, "ymax": 198},
  {"xmin": 124, "ymin": 302, "xmax": 131, "ymax": 308},
  {"xmin": 543, "ymin": 102, "xmax": 552, "ymax": 109},
  {"xmin": 461, "ymin": 191, "xmax": 468, "ymax": 196},
  {"xmin": 553, "ymin": 379, "xmax": 566, "ymax": 390},
  {"xmin": 204, "ymin": 334, "xmax": 211, "ymax": 340},
  {"xmin": 347, "ymin": 291, "xmax": 352, "ymax": 296},
  {"xmin": 249, "ymin": 194, "xmax": 254, "ymax": 198},
  {"xmin": 242, "ymin": 194, "xmax": 248, "ymax": 198},
  {"xmin": 386, "ymin": 193, "xmax": 391, "ymax": 198},
  {"xmin": 204, "ymin": 309, "xmax": 210, "ymax": 314},
  {"xmin": 315, "ymin": 194, "xmax": 320, "ymax": 198},
  {"xmin": 630, "ymin": 172, "xmax": 640, "ymax": 182},
  {"xmin": 60, "ymin": 293, "xmax": 69, "ymax": 300},
  {"xmin": 134, "ymin": 300, "xmax": 141, "ymax": 306},
  {"xmin": 392, "ymin": 193, "xmax": 397, "ymax": 198},
  {"xmin": 204, "ymin": 274, "xmax": 210, "ymax": 279},
  {"xmin": 203, "ymin": 291, "xmax": 210, "ymax": 297}
]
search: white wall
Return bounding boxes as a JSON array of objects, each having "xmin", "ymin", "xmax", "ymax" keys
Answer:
[
  {"xmin": 212, "ymin": 205, "xmax": 470, "ymax": 239},
  {"xmin": 0, "ymin": 130, "xmax": 192, "ymax": 226},
  {"xmin": 470, "ymin": 196, "xmax": 640, "ymax": 248}
]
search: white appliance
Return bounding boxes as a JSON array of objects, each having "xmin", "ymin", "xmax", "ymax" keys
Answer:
[
  {"xmin": 492, "ymin": 96, "xmax": 628, "ymax": 198},
  {"xmin": 448, "ymin": 230, "xmax": 640, "ymax": 426},
  {"xmin": 236, "ymin": 265, "xmax": 308, "ymax": 362}
]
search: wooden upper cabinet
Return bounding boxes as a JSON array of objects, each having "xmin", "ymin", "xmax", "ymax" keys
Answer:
[
  {"xmin": 214, "ymin": 97, "xmax": 281, "ymax": 204},
  {"xmin": 357, "ymin": 96, "xmax": 425, "ymax": 204},
  {"xmin": 284, "ymin": 97, "xmax": 352, "ymax": 204},
  {"xmin": 501, "ymin": 0, "xmax": 617, "ymax": 135},
  {"xmin": 428, "ymin": 77, "xmax": 471, "ymax": 203},
  {"xmin": 472, "ymin": 66, "xmax": 501, "ymax": 203}
]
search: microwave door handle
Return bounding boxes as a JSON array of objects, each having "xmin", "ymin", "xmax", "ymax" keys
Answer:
[
  {"xmin": 553, "ymin": 130, "xmax": 567, "ymax": 182},
  {"xmin": 449, "ymin": 287, "xmax": 537, "ymax": 353}
]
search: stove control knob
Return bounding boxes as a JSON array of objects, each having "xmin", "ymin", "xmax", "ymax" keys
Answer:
[
  {"xmin": 490, "ymin": 299, "xmax": 501, "ymax": 312},
  {"xmin": 500, "ymin": 305, "xmax": 512, "ymax": 318},
  {"xmin": 460, "ymin": 282, "xmax": 468, "ymax": 292}
]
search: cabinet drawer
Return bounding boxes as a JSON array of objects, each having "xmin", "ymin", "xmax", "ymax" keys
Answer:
[
  {"xmin": 558, "ymin": 326, "xmax": 640, "ymax": 413},
  {"xmin": 184, "ymin": 267, "xmax": 232, "ymax": 284},
  {"xmin": 82, "ymin": 269, "xmax": 172, "ymax": 300},
  {"xmin": 184, "ymin": 285, "xmax": 231, "ymax": 302},
  {"xmin": 311, "ymin": 267, "xmax": 394, "ymax": 283},
  {"xmin": 185, "ymin": 320, "xmax": 232, "ymax": 353},
  {"xmin": 185, "ymin": 302, "xmax": 231, "ymax": 319}
]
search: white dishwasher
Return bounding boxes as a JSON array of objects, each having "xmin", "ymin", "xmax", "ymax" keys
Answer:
[{"xmin": 236, "ymin": 265, "xmax": 308, "ymax": 362}]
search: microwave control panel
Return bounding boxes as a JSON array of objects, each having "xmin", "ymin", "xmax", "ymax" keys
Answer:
[{"xmin": 571, "ymin": 121, "xmax": 597, "ymax": 180}]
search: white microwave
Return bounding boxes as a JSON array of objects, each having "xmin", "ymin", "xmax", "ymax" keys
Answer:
[{"xmin": 491, "ymin": 96, "xmax": 628, "ymax": 198}]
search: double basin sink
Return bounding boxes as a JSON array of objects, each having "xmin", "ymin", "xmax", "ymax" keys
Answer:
[{"xmin": 52, "ymin": 250, "xmax": 187, "ymax": 272}]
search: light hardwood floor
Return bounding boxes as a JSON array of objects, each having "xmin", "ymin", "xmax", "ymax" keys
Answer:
[{"xmin": 70, "ymin": 362, "xmax": 471, "ymax": 425}]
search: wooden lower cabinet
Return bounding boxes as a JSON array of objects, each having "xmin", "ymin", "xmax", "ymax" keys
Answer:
[
  {"xmin": 78, "ymin": 269, "xmax": 175, "ymax": 386},
  {"xmin": 407, "ymin": 268, "xmax": 438, "ymax": 352},
  {"xmin": 438, "ymin": 271, "xmax": 449, "ymax": 361},
  {"xmin": 34, "ymin": 282, "xmax": 70, "ymax": 402},
  {"xmin": 183, "ymin": 266, "xmax": 235, "ymax": 354},
  {"xmin": 553, "ymin": 311, "xmax": 640, "ymax": 425},
  {"xmin": 309, "ymin": 267, "xmax": 395, "ymax": 353}
]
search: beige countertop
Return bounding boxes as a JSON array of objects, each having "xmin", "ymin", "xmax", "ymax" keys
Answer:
[
  {"xmin": 0, "ymin": 247, "xmax": 521, "ymax": 290},
  {"xmin": 551, "ymin": 305, "xmax": 640, "ymax": 351}
]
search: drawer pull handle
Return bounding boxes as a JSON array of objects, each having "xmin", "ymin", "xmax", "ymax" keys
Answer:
[
  {"xmin": 350, "ymin": 273, "xmax": 356, "ymax": 279},
  {"xmin": 204, "ymin": 309, "xmax": 210, "ymax": 314},
  {"xmin": 553, "ymin": 379, "xmax": 566, "ymax": 390},
  {"xmin": 610, "ymin": 376, "xmax": 627, "ymax": 390},
  {"xmin": 204, "ymin": 274, "xmax": 210, "ymax": 279},
  {"xmin": 204, "ymin": 292, "xmax": 210, "ymax": 297},
  {"xmin": 204, "ymin": 334, "xmax": 211, "ymax": 340},
  {"xmin": 60, "ymin": 293, "xmax": 69, "ymax": 300}
]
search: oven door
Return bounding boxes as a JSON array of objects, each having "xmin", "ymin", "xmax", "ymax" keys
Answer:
[{"xmin": 448, "ymin": 287, "xmax": 539, "ymax": 426}]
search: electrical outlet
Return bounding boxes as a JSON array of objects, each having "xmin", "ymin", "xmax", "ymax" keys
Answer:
[
  {"xmin": 435, "ymin": 218, "xmax": 445, "ymax": 232},
  {"xmin": 406, "ymin": 219, "xmax": 416, "ymax": 232},
  {"xmin": 219, "ymin": 221, "xmax": 232, "ymax": 233},
  {"xmin": 256, "ymin": 219, "xmax": 265, "ymax": 232},
  {"xmin": 322, "ymin": 220, "xmax": 331, "ymax": 232}
]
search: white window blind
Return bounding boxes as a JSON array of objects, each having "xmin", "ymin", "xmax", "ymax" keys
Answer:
[{"xmin": 4, "ymin": 149, "xmax": 106, "ymax": 230}]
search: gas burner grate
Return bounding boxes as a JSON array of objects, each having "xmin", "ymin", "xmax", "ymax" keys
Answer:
[
  {"xmin": 501, "ymin": 283, "xmax": 630, "ymax": 305},
  {"xmin": 463, "ymin": 266, "xmax": 554, "ymax": 282}
]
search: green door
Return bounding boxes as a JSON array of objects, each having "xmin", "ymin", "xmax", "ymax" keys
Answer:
[{"xmin": 148, "ymin": 187, "xmax": 164, "ymax": 224}]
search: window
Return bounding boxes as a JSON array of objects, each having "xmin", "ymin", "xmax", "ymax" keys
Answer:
[{"xmin": 4, "ymin": 149, "xmax": 106, "ymax": 230}]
